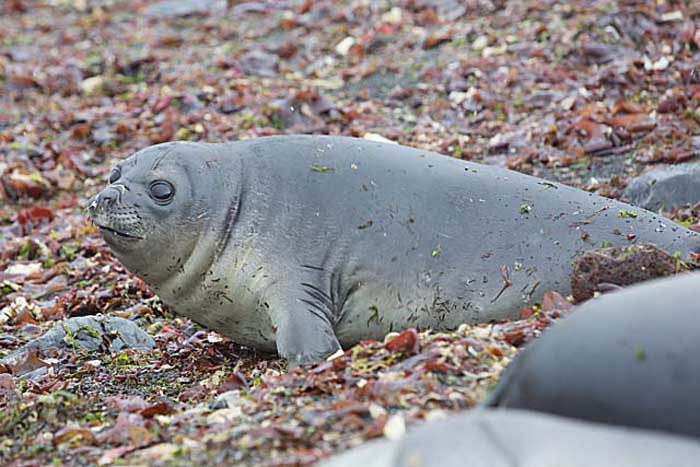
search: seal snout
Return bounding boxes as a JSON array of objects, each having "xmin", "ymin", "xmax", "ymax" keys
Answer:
[
  {"xmin": 88, "ymin": 184, "xmax": 145, "ymax": 242},
  {"xmin": 89, "ymin": 185, "xmax": 124, "ymax": 212}
]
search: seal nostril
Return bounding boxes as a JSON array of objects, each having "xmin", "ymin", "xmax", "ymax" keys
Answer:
[
  {"xmin": 99, "ymin": 187, "xmax": 120, "ymax": 208},
  {"xmin": 88, "ymin": 196, "xmax": 99, "ymax": 213}
]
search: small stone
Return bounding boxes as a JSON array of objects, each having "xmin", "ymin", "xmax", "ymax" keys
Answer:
[
  {"xmin": 363, "ymin": 133, "xmax": 396, "ymax": 144},
  {"xmin": 482, "ymin": 44, "xmax": 507, "ymax": 58},
  {"xmin": 660, "ymin": 11, "xmax": 683, "ymax": 22},
  {"xmin": 326, "ymin": 348, "xmax": 345, "ymax": 361},
  {"xmin": 449, "ymin": 91, "xmax": 469, "ymax": 105},
  {"xmin": 560, "ymin": 96, "xmax": 576, "ymax": 110},
  {"xmin": 383, "ymin": 414, "xmax": 406, "ymax": 441},
  {"xmin": 4, "ymin": 262, "xmax": 42, "ymax": 276},
  {"xmin": 644, "ymin": 56, "xmax": 671, "ymax": 72},
  {"xmin": 652, "ymin": 56, "xmax": 670, "ymax": 71},
  {"xmin": 369, "ymin": 403, "xmax": 387, "ymax": 419},
  {"xmin": 472, "ymin": 35, "xmax": 489, "ymax": 51},
  {"xmin": 335, "ymin": 37, "xmax": 356, "ymax": 56},
  {"xmin": 381, "ymin": 7, "xmax": 402, "ymax": 24},
  {"xmin": 0, "ymin": 296, "xmax": 42, "ymax": 325},
  {"xmin": 206, "ymin": 332, "xmax": 223, "ymax": 343},
  {"xmin": 206, "ymin": 407, "xmax": 242, "ymax": 424},
  {"xmin": 80, "ymin": 76, "xmax": 106, "ymax": 96},
  {"xmin": 238, "ymin": 50, "xmax": 278, "ymax": 78},
  {"xmin": 127, "ymin": 443, "xmax": 180, "ymax": 465},
  {"xmin": 209, "ymin": 390, "xmax": 241, "ymax": 410},
  {"xmin": 92, "ymin": 126, "xmax": 116, "ymax": 145},
  {"xmin": 144, "ymin": 0, "xmax": 223, "ymax": 18}
]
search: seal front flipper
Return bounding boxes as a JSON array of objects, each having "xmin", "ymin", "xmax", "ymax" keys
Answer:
[{"xmin": 266, "ymin": 289, "xmax": 342, "ymax": 367}]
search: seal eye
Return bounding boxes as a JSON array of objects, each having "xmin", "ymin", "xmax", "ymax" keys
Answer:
[
  {"xmin": 109, "ymin": 167, "xmax": 121, "ymax": 184},
  {"xmin": 149, "ymin": 180, "xmax": 175, "ymax": 203}
]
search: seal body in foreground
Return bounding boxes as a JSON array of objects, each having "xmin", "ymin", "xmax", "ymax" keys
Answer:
[
  {"xmin": 318, "ymin": 409, "xmax": 700, "ymax": 467},
  {"xmin": 88, "ymin": 135, "xmax": 700, "ymax": 364},
  {"xmin": 485, "ymin": 272, "xmax": 700, "ymax": 439}
]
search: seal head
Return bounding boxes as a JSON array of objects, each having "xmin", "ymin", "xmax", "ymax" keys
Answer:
[{"xmin": 88, "ymin": 142, "xmax": 232, "ymax": 286}]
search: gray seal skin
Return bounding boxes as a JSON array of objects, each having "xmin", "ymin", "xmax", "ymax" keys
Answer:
[
  {"xmin": 485, "ymin": 272, "xmax": 700, "ymax": 439},
  {"xmin": 87, "ymin": 135, "xmax": 700, "ymax": 365},
  {"xmin": 319, "ymin": 409, "xmax": 700, "ymax": 467}
]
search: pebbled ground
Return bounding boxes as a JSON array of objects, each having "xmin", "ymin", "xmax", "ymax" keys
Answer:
[{"xmin": 1, "ymin": 0, "xmax": 699, "ymax": 465}]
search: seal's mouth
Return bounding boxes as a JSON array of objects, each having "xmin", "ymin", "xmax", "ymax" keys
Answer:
[{"xmin": 97, "ymin": 225, "xmax": 144, "ymax": 240}]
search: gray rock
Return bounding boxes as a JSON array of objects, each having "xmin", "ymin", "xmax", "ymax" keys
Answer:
[
  {"xmin": 319, "ymin": 409, "xmax": 700, "ymax": 467},
  {"xmin": 624, "ymin": 163, "xmax": 700, "ymax": 211},
  {"xmin": 238, "ymin": 50, "xmax": 279, "ymax": 78},
  {"xmin": 1, "ymin": 315, "xmax": 154, "ymax": 367},
  {"xmin": 143, "ymin": 0, "xmax": 225, "ymax": 18},
  {"xmin": 420, "ymin": 0, "xmax": 468, "ymax": 21},
  {"xmin": 209, "ymin": 390, "xmax": 241, "ymax": 410}
]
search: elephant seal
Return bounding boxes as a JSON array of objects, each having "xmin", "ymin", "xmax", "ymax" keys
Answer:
[
  {"xmin": 485, "ymin": 272, "xmax": 700, "ymax": 439},
  {"xmin": 88, "ymin": 135, "xmax": 700, "ymax": 364},
  {"xmin": 319, "ymin": 409, "xmax": 700, "ymax": 467}
]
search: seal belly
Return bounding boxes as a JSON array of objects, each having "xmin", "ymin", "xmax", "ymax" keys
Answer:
[
  {"xmin": 153, "ymin": 247, "xmax": 279, "ymax": 352},
  {"xmin": 334, "ymin": 266, "xmax": 491, "ymax": 346}
]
